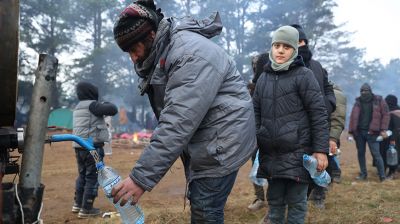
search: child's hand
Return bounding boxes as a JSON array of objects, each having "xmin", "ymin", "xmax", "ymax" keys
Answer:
[
  {"xmin": 329, "ymin": 139, "xmax": 337, "ymax": 155},
  {"xmin": 312, "ymin": 152, "xmax": 328, "ymax": 171}
]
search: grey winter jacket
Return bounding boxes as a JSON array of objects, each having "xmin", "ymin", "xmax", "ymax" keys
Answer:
[
  {"xmin": 130, "ymin": 13, "xmax": 257, "ymax": 191},
  {"xmin": 73, "ymin": 81, "xmax": 118, "ymax": 148},
  {"xmin": 73, "ymin": 100, "xmax": 109, "ymax": 147}
]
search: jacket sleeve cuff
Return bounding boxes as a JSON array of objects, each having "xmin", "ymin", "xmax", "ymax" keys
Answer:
[
  {"xmin": 129, "ymin": 171, "xmax": 153, "ymax": 192},
  {"xmin": 329, "ymin": 137, "xmax": 338, "ymax": 143},
  {"xmin": 313, "ymin": 148, "xmax": 329, "ymax": 154}
]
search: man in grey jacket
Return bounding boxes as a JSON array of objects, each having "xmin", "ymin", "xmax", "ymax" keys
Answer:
[{"xmin": 111, "ymin": 0, "xmax": 256, "ymax": 222}]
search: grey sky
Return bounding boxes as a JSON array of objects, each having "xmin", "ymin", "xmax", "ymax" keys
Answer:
[{"xmin": 334, "ymin": 0, "xmax": 400, "ymax": 64}]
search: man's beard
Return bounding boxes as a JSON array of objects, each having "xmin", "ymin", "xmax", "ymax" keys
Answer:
[
  {"xmin": 136, "ymin": 41, "xmax": 153, "ymax": 64},
  {"xmin": 360, "ymin": 92, "xmax": 373, "ymax": 102}
]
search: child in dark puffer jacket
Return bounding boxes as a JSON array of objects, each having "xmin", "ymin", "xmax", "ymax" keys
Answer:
[{"xmin": 253, "ymin": 26, "xmax": 329, "ymax": 224}]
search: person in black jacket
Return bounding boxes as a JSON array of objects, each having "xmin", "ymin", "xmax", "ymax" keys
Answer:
[
  {"xmin": 247, "ymin": 54, "xmax": 269, "ymax": 211},
  {"xmin": 254, "ymin": 25, "xmax": 329, "ymax": 224},
  {"xmin": 379, "ymin": 94, "xmax": 400, "ymax": 178},
  {"xmin": 290, "ymin": 24, "xmax": 337, "ymax": 209},
  {"xmin": 71, "ymin": 81, "xmax": 118, "ymax": 218},
  {"xmin": 290, "ymin": 24, "xmax": 336, "ymax": 115}
]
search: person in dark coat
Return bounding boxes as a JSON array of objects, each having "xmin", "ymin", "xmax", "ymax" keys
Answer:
[
  {"xmin": 290, "ymin": 24, "xmax": 336, "ymax": 115},
  {"xmin": 72, "ymin": 81, "xmax": 118, "ymax": 218},
  {"xmin": 349, "ymin": 83, "xmax": 390, "ymax": 182},
  {"xmin": 254, "ymin": 25, "xmax": 329, "ymax": 224},
  {"xmin": 290, "ymin": 24, "xmax": 337, "ymax": 209},
  {"xmin": 379, "ymin": 94, "xmax": 400, "ymax": 178},
  {"xmin": 247, "ymin": 53, "xmax": 269, "ymax": 212}
]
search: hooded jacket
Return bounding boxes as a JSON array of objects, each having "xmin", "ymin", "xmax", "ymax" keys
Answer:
[
  {"xmin": 349, "ymin": 94, "xmax": 389, "ymax": 135},
  {"xmin": 382, "ymin": 95, "xmax": 400, "ymax": 158},
  {"xmin": 129, "ymin": 13, "xmax": 257, "ymax": 191},
  {"xmin": 73, "ymin": 81, "xmax": 118, "ymax": 147},
  {"xmin": 253, "ymin": 57, "xmax": 329, "ymax": 183}
]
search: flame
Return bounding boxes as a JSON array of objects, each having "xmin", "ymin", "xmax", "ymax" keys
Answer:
[{"xmin": 133, "ymin": 132, "xmax": 138, "ymax": 143}]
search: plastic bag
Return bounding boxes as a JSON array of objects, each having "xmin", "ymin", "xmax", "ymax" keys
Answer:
[{"xmin": 249, "ymin": 150, "xmax": 267, "ymax": 186}]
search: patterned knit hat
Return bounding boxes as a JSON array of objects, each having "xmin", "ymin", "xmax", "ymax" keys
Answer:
[{"xmin": 113, "ymin": 0, "xmax": 163, "ymax": 52}]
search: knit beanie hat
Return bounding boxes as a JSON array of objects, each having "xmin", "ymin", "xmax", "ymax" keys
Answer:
[
  {"xmin": 269, "ymin": 26, "xmax": 299, "ymax": 71},
  {"xmin": 290, "ymin": 24, "xmax": 308, "ymax": 44},
  {"xmin": 113, "ymin": 0, "xmax": 163, "ymax": 52},
  {"xmin": 271, "ymin": 26, "xmax": 299, "ymax": 50}
]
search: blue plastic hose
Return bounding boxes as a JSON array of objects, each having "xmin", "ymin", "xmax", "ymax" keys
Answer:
[{"xmin": 48, "ymin": 134, "xmax": 95, "ymax": 151}]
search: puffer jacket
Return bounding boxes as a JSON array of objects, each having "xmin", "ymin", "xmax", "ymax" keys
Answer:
[
  {"xmin": 253, "ymin": 57, "xmax": 329, "ymax": 183},
  {"xmin": 329, "ymin": 85, "xmax": 347, "ymax": 142},
  {"xmin": 130, "ymin": 12, "xmax": 256, "ymax": 191},
  {"xmin": 349, "ymin": 95, "xmax": 390, "ymax": 135},
  {"xmin": 73, "ymin": 81, "xmax": 118, "ymax": 147},
  {"xmin": 308, "ymin": 60, "xmax": 336, "ymax": 116},
  {"xmin": 389, "ymin": 110, "xmax": 400, "ymax": 150}
]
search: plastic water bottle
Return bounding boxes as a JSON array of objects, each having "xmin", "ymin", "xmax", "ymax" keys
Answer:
[
  {"xmin": 303, "ymin": 154, "xmax": 331, "ymax": 187},
  {"xmin": 249, "ymin": 151, "xmax": 267, "ymax": 186},
  {"xmin": 96, "ymin": 161, "xmax": 144, "ymax": 224},
  {"xmin": 386, "ymin": 144, "xmax": 398, "ymax": 166},
  {"xmin": 104, "ymin": 141, "xmax": 112, "ymax": 155},
  {"xmin": 104, "ymin": 127, "xmax": 113, "ymax": 155}
]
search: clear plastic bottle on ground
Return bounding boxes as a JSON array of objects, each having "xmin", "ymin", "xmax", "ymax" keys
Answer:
[
  {"xmin": 303, "ymin": 154, "xmax": 331, "ymax": 187},
  {"xmin": 96, "ymin": 161, "xmax": 144, "ymax": 224}
]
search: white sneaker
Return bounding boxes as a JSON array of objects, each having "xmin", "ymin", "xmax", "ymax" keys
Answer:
[
  {"xmin": 71, "ymin": 203, "xmax": 81, "ymax": 213},
  {"xmin": 247, "ymin": 199, "xmax": 266, "ymax": 211}
]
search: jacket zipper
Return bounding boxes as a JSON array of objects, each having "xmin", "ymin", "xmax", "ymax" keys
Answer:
[
  {"xmin": 273, "ymin": 74, "xmax": 278, "ymax": 141},
  {"xmin": 271, "ymin": 74, "xmax": 278, "ymax": 178}
]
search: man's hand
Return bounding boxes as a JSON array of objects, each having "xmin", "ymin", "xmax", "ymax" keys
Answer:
[
  {"xmin": 381, "ymin": 130, "xmax": 389, "ymax": 139},
  {"xmin": 329, "ymin": 139, "xmax": 338, "ymax": 155},
  {"xmin": 312, "ymin": 152, "xmax": 328, "ymax": 171},
  {"xmin": 111, "ymin": 177, "xmax": 145, "ymax": 206}
]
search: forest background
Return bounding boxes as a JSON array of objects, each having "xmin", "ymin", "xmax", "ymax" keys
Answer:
[{"xmin": 16, "ymin": 0, "xmax": 400, "ymax": 127}]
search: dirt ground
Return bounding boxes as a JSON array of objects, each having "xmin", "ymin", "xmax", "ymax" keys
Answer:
[{"xmin": 3, "ymin": 131, "xmax": 399, "ymax": 223}]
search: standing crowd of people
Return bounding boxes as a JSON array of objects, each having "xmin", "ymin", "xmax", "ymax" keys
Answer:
[{"xmin": 61, "ymin": 0, "xmax": 400, "ymax": 223}]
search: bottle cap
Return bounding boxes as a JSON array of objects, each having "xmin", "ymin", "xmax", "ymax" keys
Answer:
[{"xmin": 96, "ymin": 161, "xmax": 105, "ymax": 169}]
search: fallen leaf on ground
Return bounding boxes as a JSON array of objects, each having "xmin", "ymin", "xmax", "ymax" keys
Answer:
[{"xmin": 382, "ymin": 217, "xmax": 393, "ymax": 223}]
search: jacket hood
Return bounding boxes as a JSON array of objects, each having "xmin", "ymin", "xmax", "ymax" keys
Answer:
[
  {"xmin": 360, "ymin": 83, "xmax": 372, "ymax": 93},
  {"xmin": 385, "ymin": 94, "xmax": 400, "ymax": 111},
  {"xmin": 76, "ymin": 81, "xmax": 98, "ymax": 101},
  {"xmin": 172, "ymin": 12, "xmax": 222, "ymax": 39}
]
